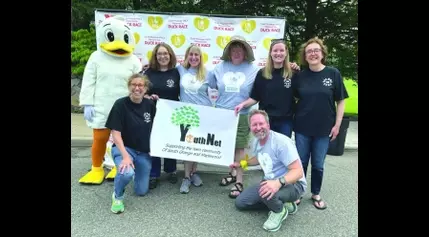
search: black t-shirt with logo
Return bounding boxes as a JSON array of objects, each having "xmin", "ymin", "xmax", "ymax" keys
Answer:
[
  {"xmin": 144, "ymin": 68, "xmax": 180, "ymax": 101},
  {"xmin": 105, "ymin": 96, "xmax": 156, "ymax": 153},
  {"xmin": 249, "ymin": 68, "xmax": 297, "ymax": 120},
  {"xmin": 293, "ymin": 66, "xmax": 349, "ymax": 137}
]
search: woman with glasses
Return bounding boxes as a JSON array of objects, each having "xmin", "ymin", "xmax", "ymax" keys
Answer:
[
  {"xmin": 293, "ymin": 37, "xmax": 349, "ymax": 210},
  {"xmin": 106, "ymin": 74, "xmax": 156, "ymax": 214},
  {"xmin": 143, "ymin": 43, "xmax": 181, "ymax": 189},
  {"xmin": 234, "ymin": 38, "xmax": 299, "ymax": 138}
]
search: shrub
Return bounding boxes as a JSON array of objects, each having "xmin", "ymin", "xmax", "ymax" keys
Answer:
[{"xmin": 71, "ymin": 24, "xmax": 97, "ymax": 76}]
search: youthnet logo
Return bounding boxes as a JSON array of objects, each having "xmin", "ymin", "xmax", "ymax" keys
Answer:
[{"xmin": 171, "ymin": 105, "xmax": 222, "ymax": 147}]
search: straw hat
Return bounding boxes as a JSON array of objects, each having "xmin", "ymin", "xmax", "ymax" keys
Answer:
[{"xmin": 220, "ymin": 35, "xmax": 255, "ymax": 62}]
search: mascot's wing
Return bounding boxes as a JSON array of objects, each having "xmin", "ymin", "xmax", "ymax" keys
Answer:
[
  {"xmin": 79, "ymin": 52, "xmax": 98, "ymax": 106},
  {"xmin": 132, "ymin": 55, "xmax": 143, "ymax": 74}
]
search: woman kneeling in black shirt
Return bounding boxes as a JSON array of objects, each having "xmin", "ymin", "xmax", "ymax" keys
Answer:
[{"xmin": 105, "ymin": 73, "xmax": 156, "ymax": 214}]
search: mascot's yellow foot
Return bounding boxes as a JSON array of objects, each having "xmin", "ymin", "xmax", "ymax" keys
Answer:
[
  {"xmin": 105, "ymin": 167, "xmax": 117, "ymax": 181},
  {"xmin": 79, "ymin": 166, "xmax": 105, "ymax": 185}
]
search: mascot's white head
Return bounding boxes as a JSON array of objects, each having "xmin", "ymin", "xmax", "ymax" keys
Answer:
[{"xmin": 96, "ymin": 15, "xmax": 140, "ymax": 58}]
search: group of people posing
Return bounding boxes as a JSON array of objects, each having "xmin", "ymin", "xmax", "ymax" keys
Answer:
[{"xmin": 103, "ymin": 35, "xmax": 349, "ymax": 232}]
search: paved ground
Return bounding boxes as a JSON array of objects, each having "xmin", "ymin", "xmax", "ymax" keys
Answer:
[{"xmin": 71, "ymin": 148, "xmax": 358, "ymax": 237}]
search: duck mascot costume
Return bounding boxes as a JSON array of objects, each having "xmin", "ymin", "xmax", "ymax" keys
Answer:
[{"xmin": 78, "ymin": 15, "xmax": 142, "ymax": 184}]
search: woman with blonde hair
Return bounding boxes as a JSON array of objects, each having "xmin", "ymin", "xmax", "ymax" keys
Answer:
[
  {"xmin": 293, "ymin": 37, "xmax": 349, "ymax": 210},
  {"xmin": 235, "ymin": 39, "xmax": 298, "ymax": 138},
  {"xmin": 176, "ymin": 44, "xmax": 214, "ymax": 194}
]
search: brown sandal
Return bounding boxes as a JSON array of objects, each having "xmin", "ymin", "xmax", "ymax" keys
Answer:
[
  {"xmin": 220, "ymin": 172, "xmax": 236, "ymax": 186},
  {"xmin": 312, "ymin": 197, "xmax": 327, "ymax": 210},
  {"xmin": 228, "ymin": 182, "xmax": 243, "ymax": 199},
  {"xmin": 295, "ymin": 196, "xmax": 303, "ymax": 205}
]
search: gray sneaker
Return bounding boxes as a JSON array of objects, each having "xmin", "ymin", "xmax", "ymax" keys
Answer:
[
  {"xmin": 284, "ymin": 202, "xmax": 298, "ymax": 215},
  {"xmin": 262, "ymin": 207, "xmax": 288, "ymax": 232},
  {"xmin": 190, "ymin": 173, "xmax": 203, "ymax": 187},
  {"xmin": 180, "ymin": 178, "xmax": 191, "ymax": 194}
]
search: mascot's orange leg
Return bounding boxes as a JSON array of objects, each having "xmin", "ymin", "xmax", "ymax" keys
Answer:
[{"xmin": 79, "ymin": 128, "xmax": 111, "ymax": 184}]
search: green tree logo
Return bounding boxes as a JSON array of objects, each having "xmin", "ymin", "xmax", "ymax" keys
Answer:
[{"xmin": 171, "ymin": 106, "xmax": 200, "ymax": 141}]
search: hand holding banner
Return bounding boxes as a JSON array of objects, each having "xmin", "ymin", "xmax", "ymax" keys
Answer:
[{"xmin": 207, "ymin": 87, "xmax": 219, "ymax": 107}]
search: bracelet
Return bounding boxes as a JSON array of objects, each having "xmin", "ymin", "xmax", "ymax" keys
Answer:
[{"xmin": 240, "ymin": 160, "xmax": 248, "ymax": 171}]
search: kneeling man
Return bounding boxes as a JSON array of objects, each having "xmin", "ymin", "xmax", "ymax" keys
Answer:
[{"xmin": 233, "ymin": 109, "xmax": 307, "ymax": 232}]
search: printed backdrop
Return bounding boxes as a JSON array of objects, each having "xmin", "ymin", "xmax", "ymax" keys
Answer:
[{"xmin": 94, "ymin": 10, "xmax": 286, "ymax": 70}]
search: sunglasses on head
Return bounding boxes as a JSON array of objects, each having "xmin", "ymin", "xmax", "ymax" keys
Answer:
[{"xmin": 271, "ymin": 38, "xmax": 285, "ymax": 43}]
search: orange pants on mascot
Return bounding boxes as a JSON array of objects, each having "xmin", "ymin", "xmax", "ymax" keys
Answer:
[{"xmin": 78, "ymin": 15, "xmax": 142, "ymax": 184}]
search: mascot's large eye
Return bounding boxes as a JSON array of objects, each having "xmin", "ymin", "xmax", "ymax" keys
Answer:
[
  {"xmin": 124, "ymin": 33, "xmax": 129, "ymax": 44},
  {"xmin": 105, "ymin": 29, "xmax": 115, "ymax": 42}
]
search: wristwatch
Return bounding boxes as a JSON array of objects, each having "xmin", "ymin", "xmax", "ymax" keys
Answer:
[{"xmin": 279, "ymin": 177, "xmax": 286, "ymax": 187}]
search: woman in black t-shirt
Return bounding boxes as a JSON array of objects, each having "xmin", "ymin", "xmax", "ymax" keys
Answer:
[
  {"xmin": 105, "ymin": 73, "xmax": 156, "ymax": 214},
  {"xmin": 235, "ymin": 39, "xmax": 299, "ymax": 138},
  {"xmin": 143, "ymin": 43, "xmax": 181, "ymax": 189},
  {"xmin": 293, "ymin": 37, "xmax": 349, "ymax": 210}
]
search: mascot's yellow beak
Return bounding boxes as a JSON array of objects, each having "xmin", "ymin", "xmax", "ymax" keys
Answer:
[{"xmin": 100, "ymin": 40, "xmax": 134, "ymax": 57}]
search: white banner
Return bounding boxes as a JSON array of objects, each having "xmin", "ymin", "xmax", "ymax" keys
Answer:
[
  {"xmin": 150, "ymin": 99, "xmax": 239, "ymax": 167},
  {"xmin": 94, "ymin": 10, "xmax": 286, "ymax": 70}
]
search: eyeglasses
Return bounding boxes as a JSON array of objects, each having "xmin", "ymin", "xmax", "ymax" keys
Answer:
[
  {"xmin": 131, "ymin": 83, "xmax": 145, "ymax": 88},
  {"xmin": 305, "ymin": 48, "xmax": 322, "ymax": 54}
]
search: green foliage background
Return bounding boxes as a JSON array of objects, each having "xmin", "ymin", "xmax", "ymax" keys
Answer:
[{"xmin": 71, "ymin": 24, "xmax": 97, "ymax": 76}]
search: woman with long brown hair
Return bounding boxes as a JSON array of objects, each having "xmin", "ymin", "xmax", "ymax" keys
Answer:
[{"xmin": 144, "ymin": 43, "xmax": 181, "ymax": 189}]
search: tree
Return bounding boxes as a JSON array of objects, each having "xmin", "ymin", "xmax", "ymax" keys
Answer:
[
  {"xmin": 71, "ymin": 25, "xmax": 97, "ymax": 76},
  {"xmin": 275, "ymin": 0, "xmax": 357, "ymax": 79},
  {"xmin": 71, "ymin": 0, "xmax": 133, "ymax": 30},
  {"xmin": 171, "ymin": 106, "xmax": 200, "ymax": 141}
]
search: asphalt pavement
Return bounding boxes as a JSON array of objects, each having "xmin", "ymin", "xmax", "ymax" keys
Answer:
[{"xmin": 71, "ymin": 148, "xmax": 358, "ymax": 237}]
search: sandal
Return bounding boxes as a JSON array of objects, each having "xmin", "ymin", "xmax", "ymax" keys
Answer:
[
  {"xmin": 312, "ymin": 196, "xmax": 327, "ymax": 210},
  {"xmin": 219, "ymin": 172, "xmax": 236, "ymax": 186},
  {"xmin": 228, "ymin": 182, "xmax": 243, "ymax": 199},
  {"xmin": 295, "ymin": 197, "xmax": 303, "ymax": 206}
]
